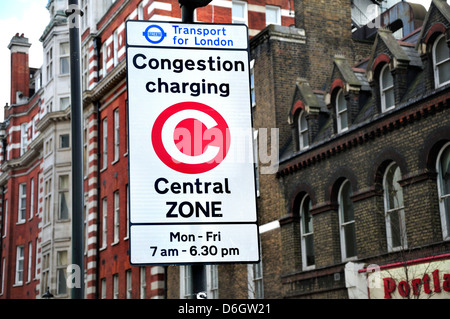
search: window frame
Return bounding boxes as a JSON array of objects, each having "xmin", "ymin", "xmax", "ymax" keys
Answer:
[
  {"xmin": 298, "ymin": 110, "xmax": 310, "ymax": 150},
  {"xmin": 336, "ymin": 88, "xmax": 349, "ymax": 133},
  {"xmin": 60, "ymin": 42, "xmax": 70, "ymax": 75},
  {"xmin": 232, "ymin": 0, "xmax": 248, "ymax": 25},
  {"xmin": 300, "ymin": 195, "xmax": 315, "ymax": 269},
  {"xmin": 433, "ymin": 34, "xmax": 450, "ymax": 88},
  {"xmin": 383, "ymin": 162, "xmax": 407, "ymax": 252},
  {"xmin": 265, "ymin": 5, "xmax": 281, "ymax": 26},
  {"xmin": 437, "ymin": 141, "xmax": 450, "ymax": 240},
  {"xmin": 380, "ymin": 63, "xmax": 395, "ymax": 112},
  {"xmin": 18, "ymin": 183, "xmax": 27, "ymax": 224},
  {"xmin": 15, "ymin": 245, "xmax": 24, "ymax": 285},
  {"xmin": 338, "ymin": 180, "xmax": 357, "ymax": 261}
]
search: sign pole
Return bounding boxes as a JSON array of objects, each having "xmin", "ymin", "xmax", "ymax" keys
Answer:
[
  {"xmin": 178, "ymin": 0, "xmax": 210, "ymax": 299},
  {"xmin": 67, "ymin": 0, "xmax": 85, "ymax": 299}
]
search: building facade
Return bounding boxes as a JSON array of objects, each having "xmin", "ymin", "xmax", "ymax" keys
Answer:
[
  {"xmin": 255, "ymin": 0, "xmax": 449, "ymax": 299},
  {"xmin": 0, "ymin": 0, "xmax": 295, "ymax": 299}
]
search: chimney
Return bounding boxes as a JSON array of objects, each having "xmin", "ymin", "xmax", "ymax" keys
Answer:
[{"xmin": 8, "ymin": 33, "xmax": 31, "ymax": 105}]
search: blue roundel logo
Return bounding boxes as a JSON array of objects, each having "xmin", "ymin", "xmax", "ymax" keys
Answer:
[{"xmin": 143, "ymin": 25, "xmax": 167, "ymax": 44}]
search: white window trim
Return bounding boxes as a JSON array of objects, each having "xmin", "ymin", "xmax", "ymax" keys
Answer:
[
  {"xmin": 265, "ymin": 5, "xmax": 281, "ymax": 26},
  {"xmin": 15, "ymin": 246, "xmax": 24, "ymax": 285},
  {"xmin": 101, "ymin": 197, "xmax": 107, "ymax": 249},
  {"xmin": 102, "ymin": 118, "xmax": 108, "ymax": 169},
  {"xmin": 298, "ymin": 110, "xmax": 310, "ymax": 150},
  {"xmin": 113, "ymin": 191, "xmax": 120, "ymax": 244},
  {"xmin": 338, "ymin": 180, "xmax": 357, "ymax": 261},
  {"xmin": 437, "ymin": 141, "xmax": 450, "ymax": 240},
  {"xmin": 380, "ymin": 64, "xmax": 395, "ymax": 112},
  {"xmin": 114, "ymin": 109, "xmax": 120, "ymax": 162},
  {"xmin": 383, "ymin": 162, "xmax": 407, "ymax": 252},
  {"xmin": 433, "ymin": 34, "xmax": 450, "ymax": 89},
  {"xmin": 336, "ymin": 89, "xmax": 349, "ymax": 133},
  {"xmin": 18, "ymin": 183, "xmax": 27, "ymax": 224},
  {"xmin": 300, "ymin": 195, "xmax": 315, "ymax": 270},
  {"xmin": 232, "ymin": 0, "xmax": 248, "ymax": 25}
]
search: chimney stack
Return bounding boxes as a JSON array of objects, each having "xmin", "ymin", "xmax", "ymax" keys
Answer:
[{"xmin": 8, "ymin": 33, "xmax": 31, "ymax": 105}]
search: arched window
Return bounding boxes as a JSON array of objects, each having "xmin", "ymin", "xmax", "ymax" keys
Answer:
[
  {"xmin": 338, "ymin": 180, "xmax": 357, "ymax": 260},
  {"xmin": 437, "ymin": 142, "xmax": 450, "ymax": 240},
  {"xmin": 300, "ymin": 195, "xmax": 314, "ymax": 269},
  {"xmin": 336, "ymin": 89, "xmax": 348, "ymax": 132},
  {"xmin": 298, "ymin": 111, "xmax": 309, "ymax": 150},
  {"xmin": 383, "ymin": 162, "xmax": 407, "ymax": 251},
  {"xmin": 380, "ymin": 64, "xmax": 395, "ymax": 112},
  {"xmin": 433, "ymin": 34, "xmax": 450, "ymax": 88}
]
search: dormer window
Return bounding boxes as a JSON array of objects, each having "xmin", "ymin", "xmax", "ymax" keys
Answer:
[
  {"xmin": 433, "ymin": 34, "xmax": 450, "ymax": 88},
  {"xmin": 380, "ymin": 64, "xmax": 395, "ymax": 112},
  {"xmin": 298, "ymin": 111, "xmax": 309, "ymax": 150},
  {"xmin": 336, "ymin": 89, "xmax": 348, "ymax": 132}
]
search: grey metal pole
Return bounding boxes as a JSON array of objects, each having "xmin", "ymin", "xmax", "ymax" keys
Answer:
[
  {"xmin": 67, "ymin": 0, "xmax": 85, "ymax": 299},
  {"xmin": 178, "ymin": 0, "xmax": 212, "ymax": 299}
]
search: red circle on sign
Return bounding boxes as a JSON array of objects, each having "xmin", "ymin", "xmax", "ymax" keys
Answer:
[{"xmin": 151, "ymin": 102, "xmax": 230, "ymax": 174}]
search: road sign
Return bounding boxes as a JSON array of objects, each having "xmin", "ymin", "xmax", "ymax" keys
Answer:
[{"xmin": 126, "ymin": 21, "xmax": 259, "ymax": 265}]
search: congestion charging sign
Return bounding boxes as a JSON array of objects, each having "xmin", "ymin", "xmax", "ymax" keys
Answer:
[{"xmin": 126, "ymin": 21, "xmax": 259, "ymax": 265}]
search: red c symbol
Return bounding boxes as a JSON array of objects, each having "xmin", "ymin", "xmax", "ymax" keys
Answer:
[{"xmin": 152, "ymin": 102, "xmax": 230, "ymax": 174}]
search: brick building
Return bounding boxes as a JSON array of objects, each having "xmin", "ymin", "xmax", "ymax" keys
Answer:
[
  {"xmin": 166, "ymin": 0, "xmax": 450, "ymax": 299},
  {"xmin": 252, "ymin": 0, "xmax": 449, "ymax": 299},
  {"xmin": 0, "ymin": 0, "xmax": 295, "ymax": 299}
]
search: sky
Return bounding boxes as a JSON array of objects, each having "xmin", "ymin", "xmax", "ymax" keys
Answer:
[{"xmin": 0, "ymin": 0, "xmax": 435, "ymax": 122}]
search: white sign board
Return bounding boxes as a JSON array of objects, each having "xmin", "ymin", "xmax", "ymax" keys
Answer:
[{"xmin": 126, "ymin": 21, "xmax": 259, "ymax": 265}]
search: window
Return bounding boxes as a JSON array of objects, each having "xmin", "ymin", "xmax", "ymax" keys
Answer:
[
  {"xmin": 207, "ymin": 265, "xmax": 219, "ymax": 299},
  {"xmin": 113, "ymin": 274, "xmax": 119, "ymax": 299},
  {"xmin": 249, "ymin": 261, "xmax": 264, "ymax": 299},
  {"xmin": 18, "ymin": 183, "xmax": 26, "ymax": 223},
  {"xmin": 338, "ymin": 180, "xmax": 357, "ymax": 260},
  {"xmin": 114, "ymin": 109, "xmax": 119, "ymax": 162},
  {"xmin": 27, "ymin": 242, "xmax": 32, "ymax": 283},
  {"xmin": 383, "ymin": 162, "xmax": 407, "ymax": 251},
  {"xmin": 102, "ymin": 118, "xmax": 108, "ymax": 169},
  {"xmin": 2, "ymin": 200, "xmax": 7, "ymax": 237},
  {"xmin": 232, "ymin": 1, "xmax": 248, "ymax": 25},
  {"xmin": 113, "ymin": 30, "xmax": 119, "ymax": 67},
  {"xmin": 81, "ymin": 0, "xmax": 88, "ymax": 31},
  {"xmin": 102, "ymin": 42, "xmax": 108, "ymax": 78},
  {"xmin": 20, "ymin": 123, "xmax": 28, "ymax": 156},
  {"xmin": 59, "ymin": 175, "xmax": 70, "ymax": 220},
  {"xmin": 140, "ymin": 268, "xmax": 147, "ymax": 299},
  {"xmin": 380, "ymin": 64, "xmax": 395, "ymax": 112},
  {"xmin": 126, "ymin": 270, "xmax": 132, "ymax": 299},
  {"xmin": 298, "ymin": 111, "xmax": 309, "ymax": 150},
  {"xmin": 300, "ymin": 195, "xmax": 314, "ymax": 269},
  {"xmin": 15, "ymin": 246, "xmax": 24, "ymax": 285},
  {"xmin": 46, "ymin": 47, "xmax": 53, "ymax": 82},
  {"xmin": 433, "ymin": 34, "xmax": 450, "ymax": 88},
  {"xmin": 41, "ymin": 253, "xmax": 50, "ymax": 294},
  {"xmin": 138, "ymin": 2, "xmax": 145, "ymax": 20},
  {"xmin": 102, "ymin": 197, "xmax": 107, "ymax": 248},
  {"xmin": 60, "ymin": 97, "xmax": 70, "ymax": 110},
  {"xmin": 44, "ymin": 178, "xmax": 52, "ymax": 224},
  {"xmin": 336, "ymin": 89, "xmax": 348, "ymax": 132},
  {"xmin": 114, "ymin": 191, "xmax": 120, "ymax": 243},
  {"xmin": 60, "ymin": 42, "xmax": 70, "ymax": 75},
  {"xmin": 57, "ymin": 251, "xmax": 68, "ymax": 295},
  {"xmin": 101, "ymin": 278, "xmax": 106, "ymax": 299},
  {"xmin": 30, "ymin": 178, "xmax": 34, "ymax": 219},
  {"xmin": 266, "ymin": 5, "xmax": 281, "ymax": 25},
  {"xmin": 182, "ymin": 266, "xmax": 193, "ymax": 299},
  {"xmin": 60, "ymin": 134, "xmax": 70, "ymax": 149},
  {"xmin": 437, "ymin": 142, "xmax": 450, "ymax": 240}
]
